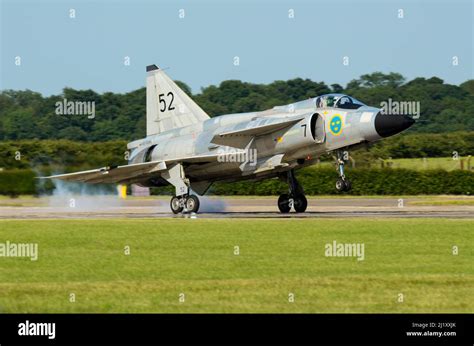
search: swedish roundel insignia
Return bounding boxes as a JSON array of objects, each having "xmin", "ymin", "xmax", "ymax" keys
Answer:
[{"xmin": 329, "ymin": 114, "xmax": 343, "ymax": 136}]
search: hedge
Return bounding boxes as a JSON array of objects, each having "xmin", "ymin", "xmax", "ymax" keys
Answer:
[
  {"xmin": 210, "ymin": 167, "xmax": 474, "ymax": 195},
  {"xmin": 1, "ymin": 167, "xmax": 473, "ymax": 196},
  {"xmin": 0, "ymin": 169, "xmax": 37, "ymax": 196}
]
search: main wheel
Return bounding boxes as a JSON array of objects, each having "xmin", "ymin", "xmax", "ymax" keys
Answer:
[
  {"xmin": 185, "ymin": 195, "xmax": 200, "ymax": 213},
  {"xmin": 278, "ymin": 194, "xmax": 291, "ymax": 213},
  {"xmin": 293, "ymin": 194, "xmax": 308, "ymax": 213},
  {"xmin": 170, "ymin": 196, "xmax": 183, "ymax": 214}
]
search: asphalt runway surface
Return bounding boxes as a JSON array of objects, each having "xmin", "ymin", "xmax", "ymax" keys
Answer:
[{"xmin": 0, "ymin": 196, "xmax": 473, "ymax": 219}]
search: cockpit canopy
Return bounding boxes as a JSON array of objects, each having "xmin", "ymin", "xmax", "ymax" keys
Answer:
[{"xmin": 315, "ymin": 94, "xmax": 366, "ymax": 110}]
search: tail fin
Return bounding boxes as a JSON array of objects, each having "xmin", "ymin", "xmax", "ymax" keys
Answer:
[{"xmin": 146, "ymin": 64, "xmax": 210, "ymax": 136}]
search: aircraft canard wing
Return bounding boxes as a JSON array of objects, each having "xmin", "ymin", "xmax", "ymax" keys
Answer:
[
  {"xmin": 39, "ymin": 153, "xmax": 227, "ymax": 184},
  {"xmin": 211, "ymin": 116, "xmax": 304, "ymax": 148}
]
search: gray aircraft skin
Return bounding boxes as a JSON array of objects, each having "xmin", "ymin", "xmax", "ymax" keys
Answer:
[{"xmin": 46, "ymin": 64, "xmax": 415, "ymax": 213}]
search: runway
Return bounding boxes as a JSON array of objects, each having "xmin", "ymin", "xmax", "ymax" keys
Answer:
[{"xmin": 0, "ymin": 196, "xmax": 473, "ymax": 219}]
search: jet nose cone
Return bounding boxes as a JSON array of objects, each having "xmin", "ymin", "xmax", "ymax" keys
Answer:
[{"xmin": 374, "ymin": 112, "xmax": 415, "ymax": 137}]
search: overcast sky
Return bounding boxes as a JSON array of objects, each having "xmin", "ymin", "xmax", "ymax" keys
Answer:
[{"xmin": 1, "ymin": 0, "xmax": 473, "ymax": 96}]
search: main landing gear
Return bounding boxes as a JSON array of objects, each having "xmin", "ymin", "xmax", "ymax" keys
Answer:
[
  {"xmin": 164, "ymin": 163, "xmax": 200, "ymax": 214},
  {"xmin": 278, "ymin": 170, "xmax": 308, "ymax": 213},
  {"xmin": 170, "ymin": 194, "xmax": 200, "ymax": 214},
  {"xmin": 335, "ymin": 151, "xmax": 352, "ymax": 192}
]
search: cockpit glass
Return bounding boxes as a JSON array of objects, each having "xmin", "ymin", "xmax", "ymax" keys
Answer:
[
  {"xmin": 338, "ymin": 96, "xmax": 351, "ymax": 106},
  {"xmin": 316, "ymin": 94, "xmax": 365, "ymax": 110}
]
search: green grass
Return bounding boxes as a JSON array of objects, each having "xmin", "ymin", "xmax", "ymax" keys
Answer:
[
  {"xmin": 0, "ymin": 218, "xmax": 472, "ymax": 313},
  {"xmin": 382, "ymin": 157, "xmax": 471, "ymax": 171},
  {"xmin": 309, "ymin": 157, "xmax": 473, "ymax": 171}
]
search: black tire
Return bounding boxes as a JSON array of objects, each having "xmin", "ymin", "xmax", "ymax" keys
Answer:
[
  {"xmin": 293, "ymin": 194, "xmax": 308, "ymax": 213},
  {"xmin": 278, "ymin": 194, "xmax": 291, "ymax": 213},
  {"xmin": 170, "ymin": 196, "xmax": 183, "ymax": 214},
  {"xmin": 185, "ymin": 195, "xmax": 200, "ymax": 213},
  {"xmin": 336, "ymin": 179, "xmax": 346, "ymax": 192},
  {"xmin": 343, "ymin": 179, "xmax": 352, "ymax": 191}
]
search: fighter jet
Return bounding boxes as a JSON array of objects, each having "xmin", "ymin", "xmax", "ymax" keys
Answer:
[{"xmin": 44, "ymin": 64, "xmax": 415, "ymax": 213}]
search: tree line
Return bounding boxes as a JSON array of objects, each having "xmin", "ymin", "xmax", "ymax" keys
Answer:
[
  {"xmin": 2, "ymin": 166, "xmax": 473, "ymax": 197},
  {"xmin": 1, "ymin": 72, "xmax": 473, "ymax": 142}
]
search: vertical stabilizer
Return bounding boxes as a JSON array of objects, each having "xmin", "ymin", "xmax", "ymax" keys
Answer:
[{"xmin": 146, "ymin": 64, "xmax": 210, "ymax": 136}]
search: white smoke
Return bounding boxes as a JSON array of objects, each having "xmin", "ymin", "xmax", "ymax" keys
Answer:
[
  {"xmin": 191, "ymin": 193, "xmax": 227, "ymax": 213},
  {"xmin": 45, "ymin": 179, "xmax": 124, "ymax": 211},
  {"xmin": 34, "ymin": 170, "xmax": 223, "ymax": 214}
]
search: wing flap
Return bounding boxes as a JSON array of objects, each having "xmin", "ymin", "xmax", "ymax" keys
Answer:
[
  {"xmin": 40, "ymin": 161, "xmax": 168, "ymax": 184},
  {"xmin": 39, "ymin": 153, "xmax": 227, "ymax": 184}
]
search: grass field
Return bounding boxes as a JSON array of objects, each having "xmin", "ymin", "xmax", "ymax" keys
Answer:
[
  {"xmin": 0, "ymin": 218, "xmax": 472, "ymax": 313},
  {"xmin": 388, "ymin": 157, "xmax": 472, "ymax": 171},
  {"xmin": 310, "ymin": 156, "xmax": 472, "ymax": 171}
]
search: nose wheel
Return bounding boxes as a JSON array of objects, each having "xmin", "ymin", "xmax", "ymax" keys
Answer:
[
  {"xmin": 335, "ymin": 178, "xmax": 351, "ymax": 192},
  {"xmin": 278, "ymin": 170, "xmax": 308, "ymax": 213}
]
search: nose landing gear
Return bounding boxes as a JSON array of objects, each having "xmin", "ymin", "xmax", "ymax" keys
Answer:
[
  {"xmin": 335, "ymin": 151, "xmax": 352, "ymax": 192},
  {"xmin": 278, "ymin": 170, "xmax": 308, "ymax": 213}
]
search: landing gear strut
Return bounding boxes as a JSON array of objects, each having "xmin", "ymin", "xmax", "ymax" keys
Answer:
[
  {"xmin": 278, "ymin": 170, "xmax": 308, "ymax": 213},
  {"xmin": 165, "ymin": 163, "xmax": 200, "ymax": 214},
  {"xmin": 335, "ymin": 151, "xmax": 351, "ymax": 192}
]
